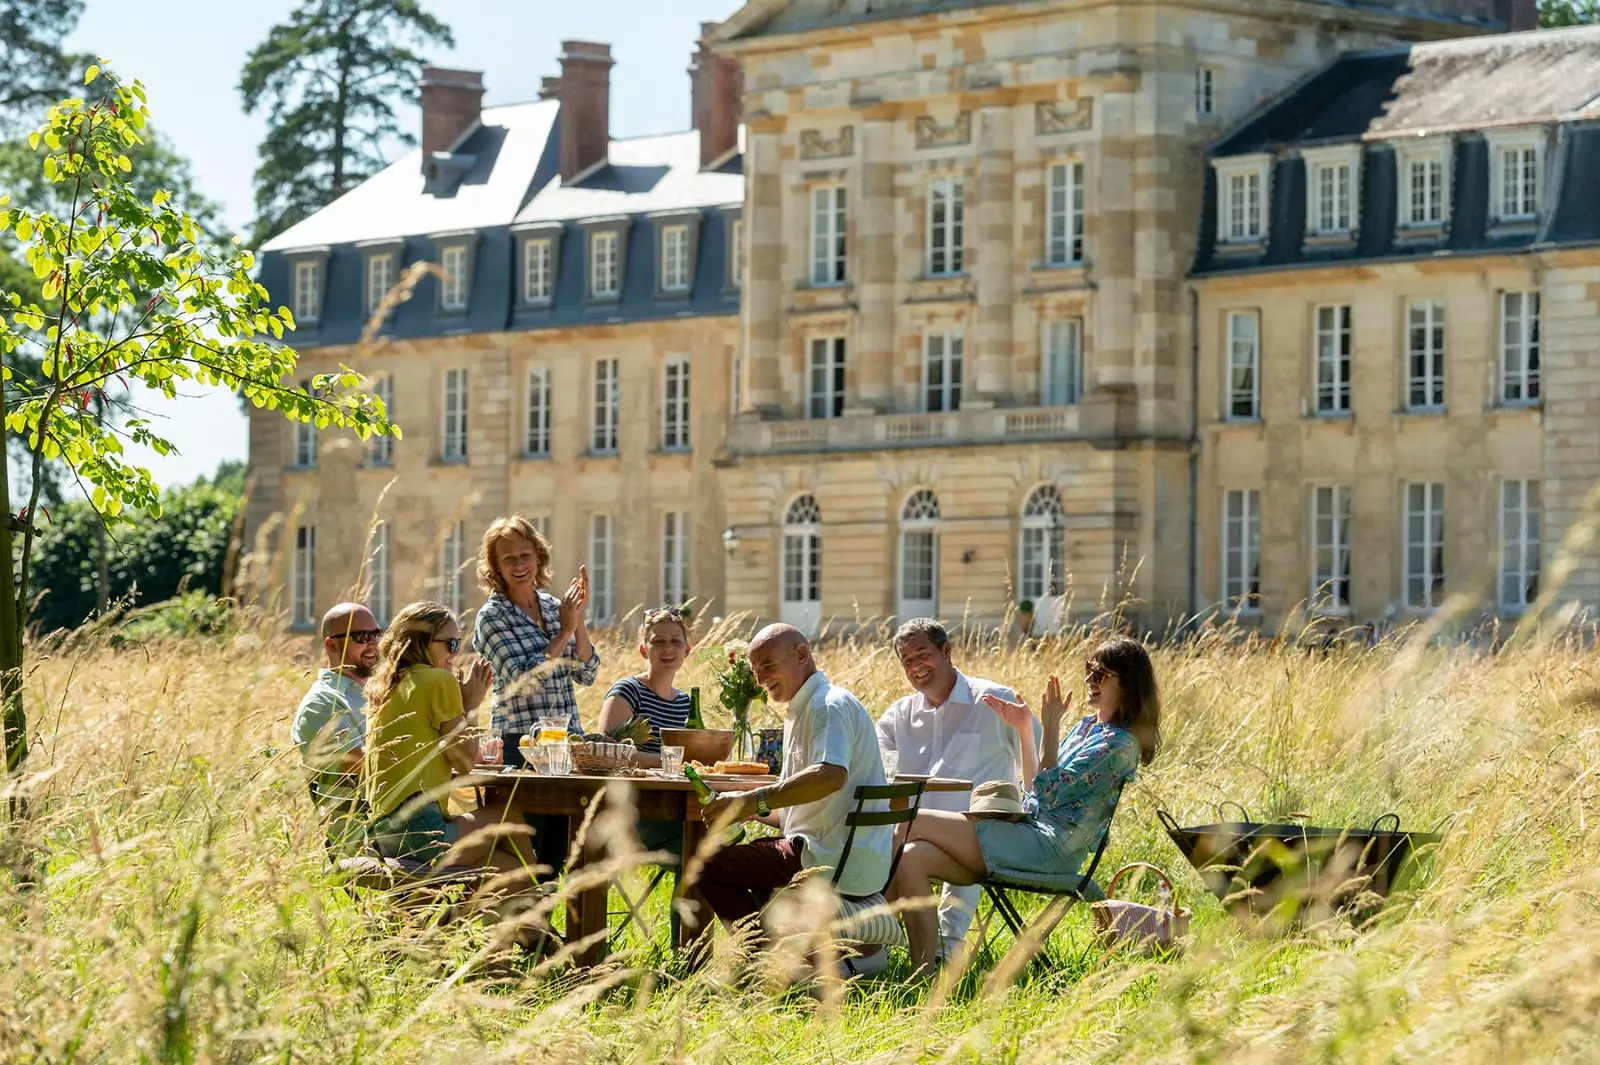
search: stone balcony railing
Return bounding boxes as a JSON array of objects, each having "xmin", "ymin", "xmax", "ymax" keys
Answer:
[{"xmin": 727, "ymin": 403, "xmax": 1097, "ymax": 455}]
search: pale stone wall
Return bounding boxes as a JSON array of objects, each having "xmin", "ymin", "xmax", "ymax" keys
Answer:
[
  {"xmin": 243, "ymin": 317, "xmax": 738, "ymax": 630},
  {"xmin": 718, "ymin": 0, "xmax": 1480, "ymax": 631},
  {"xmin": 1193, "ymin": 258, "xmax": 1588, "ymax": 630}
]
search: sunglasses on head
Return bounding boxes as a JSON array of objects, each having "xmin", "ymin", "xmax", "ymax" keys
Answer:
[
  {"xmin": 434, "ymin": 636, "xmax": 462, "ymax": 654},
  {"xmin": 335, "ymin": 628, "xmax": 383, "ymax": 645},
  {"xmin": 1085, "ymin": 660, "xmax": 1118, "ymax": 684},
  {"xmin": 645, "ymin": 606, "xmax": 685, "ymax": 621}
]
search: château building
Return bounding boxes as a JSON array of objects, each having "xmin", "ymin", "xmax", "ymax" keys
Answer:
[{"xmin": 246, "ymin": 0, "xmax": 1600, "ymax": 638}]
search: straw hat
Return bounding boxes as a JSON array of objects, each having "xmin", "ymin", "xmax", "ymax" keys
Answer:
[{"xmin": 962, "ymin": 780, "xmax": 1027, "ymax": 823}]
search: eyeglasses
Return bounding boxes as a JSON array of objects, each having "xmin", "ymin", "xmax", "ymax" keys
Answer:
[
  {"xmin": 335, "ymin": 628, "xmax": 383, "ymax": 645},
  {"xmin": 644, "ymin": 606, "xmax": 685, "ymax": 622},
  {"xmin": 1085, "ymin": 660, "xmax": 1118, "ymax": 684},
  {"xmin": 434, "ymin": 637, "xmax": 462, "ymax": 654}
]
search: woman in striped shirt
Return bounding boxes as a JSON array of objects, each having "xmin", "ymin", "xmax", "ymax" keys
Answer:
[{"xmin": 599, "ymin": 606, "xmax": 692, "ymax": 768}]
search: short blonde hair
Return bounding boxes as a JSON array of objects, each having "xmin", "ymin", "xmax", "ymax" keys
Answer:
[
  {"xmin": 477, "ymin": 515, "xmax": 553, "ymax": 597},
  {"xmin": 640, "ymin": 605, "xmax": 690, "ymax": 644}
]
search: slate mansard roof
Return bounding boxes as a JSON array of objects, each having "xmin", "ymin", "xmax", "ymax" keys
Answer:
[
  {"xmin": 1193, "ymin": 26, "xmax": 1600, "ymax": 276},
  {"xmin": 258, "ymin": 100, "xmax": 745, "ymax": 348}
]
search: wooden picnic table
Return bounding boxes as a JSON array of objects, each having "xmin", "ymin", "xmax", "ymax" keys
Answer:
[{"xmin": 474, "ymin": 768, "xmax": 772, "ymax": 968}]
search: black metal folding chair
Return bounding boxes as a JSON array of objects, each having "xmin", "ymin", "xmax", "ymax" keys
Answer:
[
  {"xmin": 827, "ymin": 780, "xmax": 927, "ymax": 948},
  {"xmin": 977, "ymin": 780, "xmax": 1125, "ymax": 971}
]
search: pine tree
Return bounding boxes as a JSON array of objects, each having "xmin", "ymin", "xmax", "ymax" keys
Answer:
[{"xmin": 238, "ymin": 0, "xmax": 454, "ymax": 247}]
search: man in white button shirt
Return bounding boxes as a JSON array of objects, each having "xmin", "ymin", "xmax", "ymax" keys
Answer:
[{"xmin": 876, "ymin": 618, "xmax": 1041, "ymax": 961}]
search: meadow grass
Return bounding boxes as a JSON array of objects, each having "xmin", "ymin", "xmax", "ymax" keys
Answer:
[{"xmin": 6, "ymin": 612, "xmax": 1600, "ymax": 1063}]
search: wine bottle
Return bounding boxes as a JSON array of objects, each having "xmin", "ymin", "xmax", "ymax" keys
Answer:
[
  {"xmin": 683, "ymin": 763, "xmax": 718, "ymax": 805},
  {"xmin": 685, "ymin": 686, "xmax": 704, "ymax": 730}
]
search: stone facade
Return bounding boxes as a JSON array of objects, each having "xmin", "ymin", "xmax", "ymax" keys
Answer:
[{"xmin": 712, "ymin": 0, "xmax": 1492, "ymax": 632}]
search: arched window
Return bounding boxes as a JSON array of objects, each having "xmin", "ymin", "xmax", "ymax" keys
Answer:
[
  {"xmin": 1019, "ymin": 486, "xmax": 1065, "ymax": 601},
  {"xmin": 898, "ymin": 490, "xmax": 940, "ymax": 620},
  {"xmin": 781, "ymin": 495, "xmax": 822, "ymax": 632}
]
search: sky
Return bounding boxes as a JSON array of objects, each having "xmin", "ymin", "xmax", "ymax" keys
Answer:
[{"xmin": 57, "ymin": 0, "xmax": 743, "ymax": 492}]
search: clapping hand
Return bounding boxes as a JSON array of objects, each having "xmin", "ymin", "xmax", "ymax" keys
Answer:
[
  {"xmin": 459, "ymin": 657, "xmax": 493, "ymax": 711},
  {"xmin": 558, "ymin": 565, "xmax": 590, "ymax": 630},
  {"xmin": 1039, "ymin": 674, "xmax": 1073, "ymax": 728},
  {"xmin": 981, "ymin": 692, "xmax": 1037, "ymax": 735}
]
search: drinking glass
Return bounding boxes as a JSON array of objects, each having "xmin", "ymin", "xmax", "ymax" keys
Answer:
[
  {"xmin": 659, "ymin": 745, "xmax": 685, "ymax": 776},
  {"xmin": 545, "ymin": 742, "xmax": 572, "ymax": 776},
  {"xmin": 881, "ymin": 749, "xmax": 900, "ymax": 780},
  {"xmin": 482, "ymin": 725, "xmax": 503, "ymax": 766}
]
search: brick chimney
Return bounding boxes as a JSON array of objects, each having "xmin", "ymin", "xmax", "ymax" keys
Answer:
[
  {"xmin": 537, "ymin": 76, "xmax": 563, "ymax": 101},
  {"xmin": 558, "ymin": 41, "xmax": 613, "ymax": 182},
  {"xmin": 419, "ymin": 68, "xmax": 485, "ymax": 162},
  {"xmin": 691, "ymin": 23, "xmax": 744, "ymax": 170},
  {"xmin": 1509, "ymin": 0, "xmax": 1537, "ymax": 30}
]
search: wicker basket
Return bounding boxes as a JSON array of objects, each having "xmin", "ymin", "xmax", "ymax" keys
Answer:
[{"xmin": 569, "ymin": 740, "xmax": 637, "ymax": 775}]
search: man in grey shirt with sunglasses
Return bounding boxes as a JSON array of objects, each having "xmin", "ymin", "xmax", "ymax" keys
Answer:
[{"xmin": 292, "ymin": 603, "xmax": 382, "ymax": 848}]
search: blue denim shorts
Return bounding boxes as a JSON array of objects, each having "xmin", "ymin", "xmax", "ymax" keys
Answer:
[{"xmin": 370, "ymin": 796, "xmax": 459, "ymax": 865}]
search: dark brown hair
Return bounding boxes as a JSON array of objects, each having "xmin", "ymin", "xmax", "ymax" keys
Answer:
[{"xmin": 1091, "ymin": 636, "xmax": 1162, "ymax": 766}]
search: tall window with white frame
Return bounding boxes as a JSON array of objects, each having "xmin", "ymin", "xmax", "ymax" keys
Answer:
[
  {"xmin": 293, "ymin": 377, "xmax": 317, "ymax": 468},
  {"xmin": 368, "ymin": 521, "xmax": 392, "ymax": 625},
  {"xmin": 808, "ymin": 337, "xmax": 846, "ymax": 420},
  {"xmin": 523, "ymin": 238, "xmax": 553, "ymax": 303},
  {"xmin": 1404, "ymin": 151, "xmax": 1446, "ymax": 227},
  {"xmin": 661, "ymin": 356, "xmax": 691, "ymax": 450},
  {"xmin": 1495, "ymin": 141, "xmax": 1540, "ymax": 222},
  {"xmin": 780, "ymin": 496, "xmax": 822, "ymax": 632},
  {"xmin": 292, "ymin": 525, "xmax": 316, "ymax": 627},
  {"xmin": 1042, "ymin": 318, "xmax": 1084, "ymax": 406},
  {"xmin": 366, "ymin": 252, "xmax": 393, "ymax": 317},
  {"xmin": 592, "ymin": 357, "xmax": 619, "ymax": 454},
  {"xmin": 369, "ymin": 376, "xmax": 394, "ymax": 465},
  {"xmin": 1314, "ymin": 305, "xmax": 1351, "ymax": 414},
  {"xmin": 440, "ymin": 521, "xmax": 465, "ymax": 613},
  {"xmin": 927, "ymin": 176, "xmax": 964, "ymax": 276},
  {"xmin": 293, "ymin": 260, "xmax": 320, "ymax": 322},
  {"xmin": 1311, "ymin": 159, "xmax": 1353, "ymax": 235},
  {"xmin": 1311, "ymin": 485, "xmax": 1351, "ymax": 614},
  {"xmin": 1500, "ymin": 291, "xmax": 1540, "ymax": 404},
  {"xmin": 898, "ymin": 490, "xmax": 940, "ymax": 621},
  {"xmin": 661, "ymin": 511, "xmax": 689, "ymax": 607},
  {"xmin": 1499, "ymin": 479, "xmax": 1540, "ymax": 611},
  {"xmin": 590, "ymin": 231, "xmax": 619, "ymax": 298},
  {"xmin": 661, "ymin": 224, "xmax": 690, "ymax": 292},
  {"xmin": 1195, "ymin": 66, "xmax": 1217, "ymax": 116},
  {"xmin": 1404, "ymin": 482, "xmax": 1445, "ymax": 609},
  {"xmin": 525, "ymin": 365, "xmax": 551, "ymax": 456},
  {"xmin": 1221, "ymin": 489, "xmax": 1260, "ymax": 612},
  {"xmin": 441, "ymin": 368, "xmax": 469, "ymax": 460},
  {"xmin": 1019, "ymin": 486, "xmax": 1065, "ymax": 602},
  {"xmin": 440, "ymin": 244, "xmax": 468, "ymax": 311},
  {"xmin": 1227, "ymin": 311, "xmax": 1259, "ymax": 420},
  {"xmin": 924, "ymin": 330, "xmax": 963, "ymax": 413},
  {"xmin": 810, "ymin": 185, "xmax": 847, "ymax": 286},
  {"xmin": 1406, "ymin": 300, "xmax": 1445, "ymax": 410},
  {"xmin": 1045, "ymin": 161, "xmax": 1085, "ymax": 266},
  {"xmin": 589, "ymin": 514, "xmax": 614, "ymax": 623},
  {"xmin": 1221, "ymin": 166, "xmax": 1264, "ymax": 243}
]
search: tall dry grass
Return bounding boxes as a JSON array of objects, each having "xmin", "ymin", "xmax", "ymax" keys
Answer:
[{"xmin": 6, "ymin": 611, "xmax": 1600, "ymax": 1063}]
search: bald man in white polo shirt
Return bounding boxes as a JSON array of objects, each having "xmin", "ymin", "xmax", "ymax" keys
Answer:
[{"xmin": 877, "ymin": 618, "xmax": 1041, "ymax": 961}]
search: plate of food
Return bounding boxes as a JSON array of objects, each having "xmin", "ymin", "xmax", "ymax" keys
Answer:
[{"xmin": 689, "ymin": 759, "xmax": 777, "ymax": 782}]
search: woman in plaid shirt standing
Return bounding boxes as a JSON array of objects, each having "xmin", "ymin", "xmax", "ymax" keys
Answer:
[{"xmin": 472, "ymin": 515, "xmax": 601, "ymax": 768}]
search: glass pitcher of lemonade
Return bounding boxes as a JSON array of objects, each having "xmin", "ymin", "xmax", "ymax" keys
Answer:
[{"xmin": 536, "ymin": 712, "xmax": 570, "ymax": 745}]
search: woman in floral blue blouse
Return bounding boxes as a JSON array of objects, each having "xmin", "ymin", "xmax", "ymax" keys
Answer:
[{"xmin": 887, "ymin": 637, "xmax": 1162, "ymax": 973}]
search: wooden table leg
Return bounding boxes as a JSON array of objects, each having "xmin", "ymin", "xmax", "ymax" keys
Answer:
[
  {"xmin": 676, "ymin": 819, "xmax": 712, "ymax": 955},
  {"xmin": 567, "ymin": 813, "xmax": 611, "ymax": 969}
]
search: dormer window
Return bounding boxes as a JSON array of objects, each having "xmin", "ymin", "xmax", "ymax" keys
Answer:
[
  {"xmin": 292, "ymin": 259, "xmax": 322, "ymax": 323},
  {"xmin": 524, "ymin": 238, "xmax": 553, "ymax": 302},
  {"xmin": 365, "ymin": 251, "xmax": 394, "ymax": 315},
  {"xmin": 1214, "ymin": 154, "xmax": 1270, "ymax": 247},
  {"xmin": 440, "ymin": 245, "xmax": 469, "ymax": 310},
  {"xmin": 1302, "ymin": 145, "xmax": 1361, "ymax": 240},
  {"xmin": 1395, "ymin": 138, "xmax": 1452, "ymax": 232},
  {"xmin": 661, "ymin": 225, "xmax": 690, "ymax": 292},
  {"xmin": 1487, "ymin": 129, "xmax": 1544, "ymax": 225},
  {"xmin": 591, "ymin": 231, "xmax": 620, "ymax": 298}
]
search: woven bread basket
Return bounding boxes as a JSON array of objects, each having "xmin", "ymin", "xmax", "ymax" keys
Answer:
[{"xmin": 569, "ymin": 739, "xmax": 637, "ymax": 775}]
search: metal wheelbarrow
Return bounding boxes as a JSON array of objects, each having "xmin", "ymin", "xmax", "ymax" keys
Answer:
[{"xmin": 1157, "ymin": 804, "xmax": 1442, "ymax": 927}]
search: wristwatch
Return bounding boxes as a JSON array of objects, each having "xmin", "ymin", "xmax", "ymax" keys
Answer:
[{"xmin": 753, "ymin": 788, "xmax": 772, "ymax": 817}]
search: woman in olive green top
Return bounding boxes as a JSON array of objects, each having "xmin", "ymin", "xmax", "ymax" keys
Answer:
[{"xmin": 365, "ymin": 601, "xmax": 529, "ymax": 872}]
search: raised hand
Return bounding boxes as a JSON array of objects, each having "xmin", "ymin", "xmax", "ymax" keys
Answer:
[
  {"xmin": 459, "ymin": 657, "xmax": 493, "ymax": 712},
  {"xmin": 981, "ymin": 692, "xmax": 1037, "ymax": 735},
  {"xmin": 1040, "ymin": 674, "xmax": 1073, "ymax": 727}
]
